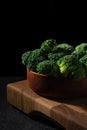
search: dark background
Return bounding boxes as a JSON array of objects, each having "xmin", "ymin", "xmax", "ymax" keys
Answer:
[{"xmin": 0, "ymin": 1, "xmax": 87, "ymax": 76}]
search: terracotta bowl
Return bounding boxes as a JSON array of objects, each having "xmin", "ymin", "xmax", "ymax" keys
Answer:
[{"xmin": 27, "ymin": 69, "xmax": 87, "ymax": 99}]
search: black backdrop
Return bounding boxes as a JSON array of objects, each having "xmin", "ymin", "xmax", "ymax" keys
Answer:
[{"xmin": 0, "ymin": 1, "xmax": 87, "ymax": 76}]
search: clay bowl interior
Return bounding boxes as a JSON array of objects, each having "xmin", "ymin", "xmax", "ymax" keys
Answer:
[{"xmin": 27, "ymin": 69, "xmax": 87, "ymax": 99}]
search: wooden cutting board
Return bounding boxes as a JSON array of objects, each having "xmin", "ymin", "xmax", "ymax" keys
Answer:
[{"xmin": 7, "ymin": 80, "xmax": 87, "ymax": 130}]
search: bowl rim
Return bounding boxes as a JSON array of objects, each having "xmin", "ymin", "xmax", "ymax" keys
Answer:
[
  {"xmin": 27, "ymin": 69, "xmax": 49, "ymax": 77},
  {"xmin": 27, "ymin": 69, "xmax": 87, "ymax": 80}
]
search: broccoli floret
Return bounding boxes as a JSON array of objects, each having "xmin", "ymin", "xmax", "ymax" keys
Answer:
[
  {"xmin": 48, "ymin": 52, "xmax": 66, "ymax": 62},
  {"xmin": 75, "ymin": 43, "xmax": 87, "ymax": 51},
  {"xmin": 71, "ymin": 49, "xmax": 87, "ymax": 59},
  {"xmin": 79, "ymin": 54, "xmax": 87, "ymax": 75},
  {"xmin": 57, "ymin": 55, "xmax": 86, "ymax": 80},
  {"xmin": 56, "ymin": 43, "xmax": 74, "ymax": 54},
  {"xmin": 40, "ymin": 39, "xmax": 58, "ymax": 53},
  {"xmin": 36, "ymin": 60, "xmax": 60, "ymax": 77},
  {"xmin": 73, "ymin": 43, "xmax": 87, "ymax": 59},
  {"xmin": 21, "ymin": 51, "xmax": 32, "ymax": 66},
  {"xmin": 27, "ymin": 49, "xmax": 46, "ymax": 71}
]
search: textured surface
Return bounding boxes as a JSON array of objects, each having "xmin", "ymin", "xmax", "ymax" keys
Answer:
[
  {"xmin": 0, "ymin": 77, "xmax": 64, "ymax": 130},
  {"xmin": 7, "ymin": 80, "xmax": 87, "ymax": 130}
]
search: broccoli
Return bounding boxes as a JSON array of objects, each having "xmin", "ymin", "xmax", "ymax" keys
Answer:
[
  {"xmin": 71, "ymin": 49, "xmax": 87, "ymax": 59},
  {"xmin": 48, "ymin": 52, "xmax": 66, "ymax": 62},
  {"xmin": 36, "ymin": 60, "xmax": 60, "ymax": 77},
  {"xmin": 56, "ymin": 43, "xmax": 74, "ymax": 54},
  {"xmin": 21, "ymin": 51, "xmax": 32, "ymax": 66},
  {"xmin": 75, "ymin": 43, "xmax": 87, "ymax": 51},
  {"xmin": 26, "ymin": 49, "xmax": 46, "ymax": 71},
  {"xmin": 47, "ymin": 43, "xmax": 74, "ymax": 62},
  {"xmin": 40, "ymin": 39, "xmax": 58, "ymax": 53},
  {"xmin": 72, "ymin": 43, "xmax": 87, "ymax": 59},
  {"xmin": 21, "ymin": 40, "xmax": 87, "ymax": 79},
  {"xmin": 57, "ymin": 55, "xmax": 86, "ymax": 80},
  {"xmin": 79, "ymin": 54, "xmax": 87, "ymax": 75}
]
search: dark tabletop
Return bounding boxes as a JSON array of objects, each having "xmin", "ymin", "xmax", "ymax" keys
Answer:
[{"xmin": 0, "ymin": 77, "xmax": 65, "ymax": 130}]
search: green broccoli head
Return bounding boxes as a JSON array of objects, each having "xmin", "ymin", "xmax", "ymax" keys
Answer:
[
  {"xmin": 71, "ymin": 49, "xmax": 87, "ymax": 59},
  {"xmin": 21, "ymin": 51, "xmax": 32, "ymax": 66},
  {"xmin": 48, "ymin": 52, "xmax": 66, "ymax": 62},
  {"xmin": 56, "ymin": 43, "xmax": 74, "ymax": 54},
  {"xmin": 57, "ymin": 55, "xmax": 86, "ymax": 80},
  {"xmin": 40, "ymin": 39, "xmax": 58, "ymax": 53},
  {"xmin": 26, "ymin": 49, "xmax": 47, "ymax": 71},
  {"xmin": 75, "ymin": 43, "xmax": 87, "ymax": 51},
  {"xmin": 79, "ymin": 54, "xmax": 87, "ymax": 75},
  {"xmin": 36, "ymin": 60, "xmax": 60, "ymax": 77}
]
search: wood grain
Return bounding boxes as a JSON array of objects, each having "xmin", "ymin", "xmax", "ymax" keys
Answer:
[{"xmin": 7, "ymin": 80, "xmax": 87, "ymax": 130}]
